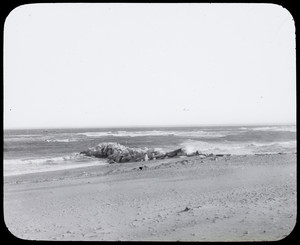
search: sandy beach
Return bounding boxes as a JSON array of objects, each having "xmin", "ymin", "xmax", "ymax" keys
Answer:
[{"xmin": 4, "ymin": 153, "xmax": 296, "ymax": 241}]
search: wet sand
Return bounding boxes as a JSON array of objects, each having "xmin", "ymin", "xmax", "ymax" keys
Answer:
[{"xmin": 4, "ymin": 153, "xmax": 296, "ymax": 241}]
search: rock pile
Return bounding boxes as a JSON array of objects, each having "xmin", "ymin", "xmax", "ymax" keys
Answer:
[
  {"xmin": 80, "ymin": 142, "xmax": 203, "ymax": 164},
  {"xmin": 80, "ymin": 142, "xmax": 165, "ymax": 163}
]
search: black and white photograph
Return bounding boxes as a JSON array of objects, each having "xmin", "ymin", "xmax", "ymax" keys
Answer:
[{"xmin": 3, "ymin": 3, "xmax": 296, "ymax": 241}]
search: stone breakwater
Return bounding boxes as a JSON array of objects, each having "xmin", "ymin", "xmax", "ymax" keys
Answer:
[{"xmin": 80, "ymin": 142, "xmax": 226, "ymax": 164}]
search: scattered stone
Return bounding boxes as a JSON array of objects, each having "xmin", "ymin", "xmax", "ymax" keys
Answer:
[
  {"xmin": 138, "ymin": 165, "xmax": 148, "ymax": 170},
  {"xmin": 182, "ymin": 206, "xmax": 192, "ymax": 212}
]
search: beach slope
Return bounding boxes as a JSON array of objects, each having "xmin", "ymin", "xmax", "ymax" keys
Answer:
[{"xmin": 4, "ymin": 153, "xmax": 296, "ymax": 241}]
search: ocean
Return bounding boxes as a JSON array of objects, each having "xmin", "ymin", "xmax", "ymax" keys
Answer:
[{"xmin": 3, "ymin": 125, "xmax": 296, "ymax": 176}]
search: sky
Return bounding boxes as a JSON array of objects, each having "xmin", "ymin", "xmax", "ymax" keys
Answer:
[{"xmin": 4, "ymin": 3, "xmax": 296, "ymax": 129}]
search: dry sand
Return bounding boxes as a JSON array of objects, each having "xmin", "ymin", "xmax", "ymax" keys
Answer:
[{"xmin": 4, "ymin": 153, "xmax": 296, "ymax": 241}]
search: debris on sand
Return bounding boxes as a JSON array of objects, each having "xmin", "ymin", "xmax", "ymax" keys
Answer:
[{"xmin": 180, "ymin": 206, "xmax": 192, "ymax": 212}]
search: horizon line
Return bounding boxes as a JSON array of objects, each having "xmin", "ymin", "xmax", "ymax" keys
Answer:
[{"xmin": 3, "ymin": 122, "xmax": 296, "ymax": 130}]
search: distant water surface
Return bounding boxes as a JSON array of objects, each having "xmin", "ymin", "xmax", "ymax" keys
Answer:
[{"xmin": 3, "ymin": 125, "xmax": 296, "ymax": 176}]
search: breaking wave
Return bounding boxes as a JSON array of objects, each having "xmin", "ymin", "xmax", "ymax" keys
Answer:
[
  {"xmin": 180, "ymin": 139, "xmax": 297, "ymax": 155},
  {"xmin": 250, "ymin": 125, "xmax": 296, "ymax": 132},
  {"xmin": 78, "ymin": 130, "xmax": 229, "ymax": 138},
  {"xmin": 3, "ymin": 153, "xmax": 106, "ymax": 176},
  {"xmin": 45, "ymin": 138, "xmax": 78, "ymax": 143}
]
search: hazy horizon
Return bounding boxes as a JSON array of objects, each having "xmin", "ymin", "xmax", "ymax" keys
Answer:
[
  {"xmin": 4, "ymin": 122, "xmax": 296, "ymax": 131},
  {"xmin": 4, "ymin": 4, "xmax": 296, "ymax": 129}
]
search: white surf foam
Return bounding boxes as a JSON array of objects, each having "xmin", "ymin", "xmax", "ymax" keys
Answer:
[
  {"xmin": 180, "ymin": 139, "xmax": 297, "ymax": 155},
  {"xmin": 45, "ymin": 138, "xmax": 77, "ymax": 143},
  {"xmin": 251, "ymin": 125, "xmax": 296, "ymax": 132},
  {"xmin": 78, "ymin": 130, "xmax": 173, "ymax": 137},
  {"xmin": 3, "ymin": 153, "xmax": 107, "ymax": 176},
  {"xmin": 4, "ymin": 162, "xmax": 103, "ymax": 177},
  {"xmin": 78, "ymin": 130, "xmax": 230, "ymax": 138}
]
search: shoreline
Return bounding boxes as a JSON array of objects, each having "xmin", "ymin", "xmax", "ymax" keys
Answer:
[
  {"xmin": 3, "ymin": 152, "xmax": 296, "ymax": 181},
  {"xmin": 4, "ymin": 153, "xmax": 297, "ymax": 241}
]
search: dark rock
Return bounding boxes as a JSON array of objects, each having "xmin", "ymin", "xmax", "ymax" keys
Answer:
[
  {"xmin": 155, "ymin": 154, "xmax": 166, "ymax": 159},
  {"xmin": 80, "ymin": 142, "xmax": 148, "ymax": 163},
  {"xmin": 120, "ymin": 156, "xmax": 131, "ymax": 163},
  {"xmin": 116, "ymin": 156, "xmax": 123, "ymax": 163},
  {"xmin": 181, "ymin": 206, "xmax": 192, "ymax": 212},
  {"xmin": 166, "ymin": 148, "xmax": 184, "ymax": 157}
]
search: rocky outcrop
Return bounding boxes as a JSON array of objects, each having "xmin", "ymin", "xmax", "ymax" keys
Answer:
[
  {"xmin": 80, "ymin": 142, "xmax": 203, "ymax": 164},
  {"xmin": 80, "ymin": 142, "xmax": 167, "ymax": 163}
]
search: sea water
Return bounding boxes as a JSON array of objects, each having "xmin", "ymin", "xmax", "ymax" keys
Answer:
[{"xmin": 3, "ymin": 125, "xmax": 296, "ymax": 176}]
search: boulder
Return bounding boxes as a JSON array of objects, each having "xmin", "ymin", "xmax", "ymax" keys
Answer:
[
  {"xmin": 120, "ymin": 156, "xmax": 131, "ymax": 163},
  {"xmin": 153, "ymin": 153, "xmax": 166, "ymax": 159},
  {"xmin": 131, "ymin": 152, "xmax": 144, "ymax": 162},
  {"xmin": 166, "ymin": 148, "xmax": 185, "ymax": 157}
]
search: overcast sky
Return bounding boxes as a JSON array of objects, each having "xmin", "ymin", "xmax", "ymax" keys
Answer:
[{"xmin": 4, "ymin": 3, "xmax": 296, "ymax": 129}]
